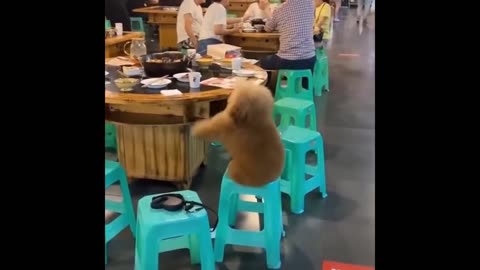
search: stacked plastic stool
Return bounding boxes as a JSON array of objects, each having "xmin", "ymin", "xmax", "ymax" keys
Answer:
[
  {"xmin": 273, "ymin": 69, "xmax": 317, "ymax": 131},
  {"xmin": 279, "ymin": 125, "xmax": 327, "ymax": 214},
  {"xmin": 105, "ymin": 160, "xmax": 136, "ymax": 264},
  {"xmin": 313, "ymin": 48, "xmax": 330, "ymax": 96},
  {"xmin": 105, "ymin": 122, "xmax": 117, "ymax": 150},
  {"xmin": 214, "ymin": 171, "xmax": 283, "ymax": 269},
  {"xmin": 134, "ymin": 190, "xmax": 215, "ymax": 270}
]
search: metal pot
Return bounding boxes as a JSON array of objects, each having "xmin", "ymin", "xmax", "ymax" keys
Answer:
[{"xmin": 141, "ymin": 51, "xmax": 188, "ymax": 77}]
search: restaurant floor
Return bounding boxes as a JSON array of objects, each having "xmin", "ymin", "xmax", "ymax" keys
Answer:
[{"xmin": 106, "ymin": 8, "xmax": 374, "ymax": 270}]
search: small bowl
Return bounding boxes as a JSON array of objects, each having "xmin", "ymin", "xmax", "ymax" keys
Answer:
[
  {"xmin": 114, "ymin": 78, "xmax": 139, "ymax": 91},
  {"xmin": 196, "ymin": 58, "xmax": 214, "ymax": 68},
  {"xmin": 254, "ymin": 25, "xmax": 265, "ymax": 32}
]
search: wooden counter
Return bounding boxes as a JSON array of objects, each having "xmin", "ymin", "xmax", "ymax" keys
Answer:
[
  {"xmin": 133, "ymin": 1, "xmax": 255, "ymax": 49},
  {"xmin": 105, "ymin": 62, "xmax": 267, "ymax": 189},
  {"xmin": 105, "ymin": 32, "xmax": 145, "ymax": 58},
  {"xmin": 224, "ymin": 31, "xmax": 281, "ymax": 53}
]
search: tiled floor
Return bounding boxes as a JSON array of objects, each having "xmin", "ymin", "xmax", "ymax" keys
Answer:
[{"xmin": 106, "ymin": 8, "xmax": 375, "ymax": 270}]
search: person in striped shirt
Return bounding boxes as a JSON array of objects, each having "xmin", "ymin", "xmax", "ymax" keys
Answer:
[{"xmin": 257, "ymin": 0, "xmax": 316, "ymax": 73}]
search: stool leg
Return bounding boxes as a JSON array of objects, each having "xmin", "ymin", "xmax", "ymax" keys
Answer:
[
  {"xmin": 264, "ymin": 189, "xmax": 282, "ymax": 269},
  {"xmin": 214, "ymin": 185, "xmax": 232, "ymax": 262},
  {"xmin": 119, "ymin": 173, "xmax": 136, "ymax": 236},
  {"xmin": 324, "ymin": 59, "xmax": 330, "ymax": 92},
  {"xmin": 105, "ymin": 242, "xmax": 108, "ymax": 265},
  {"xmin": 198, "ymin": 218, "xmax": 216, "ymax": 270},
  {"xmin": 291, "ymin": 152, "xmax": 306, "ymax": 214},
  {"xmin": 189, "ymin": 234, "xmax": 201, "ymax": 265},
  {"xmin": 317, "ymin": 141, "xmax": 328, "ymax": 198},
  {"xmin": 228, "ymin": 193, "xmax": 239, "ymax": 227},
  {"xmin": 310, "ymin": 111, "xmax": 317, "ymax": 131}
]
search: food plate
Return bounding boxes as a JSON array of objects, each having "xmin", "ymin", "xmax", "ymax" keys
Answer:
[
  {"xmin": 140, "ymin": 78, "xmax": 172, "ymax": 88},
  {"xmin": 243, "ymin": 28, "xmax": 255, "ymax": 33},
  {"xmin": 232, "ymin": 69, "xmax": 256, "ymax": 77},
  {"xmin": 105, "ymin": 71, "xmax": 109, "ymax": 76},
  {"xmin": 173, "ymin": 72, "xmax": 193, "ymax": 83}
]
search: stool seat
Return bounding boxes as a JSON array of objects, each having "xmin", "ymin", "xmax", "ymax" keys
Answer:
[
  {"xmin": 275, "ymin": 69, "xmax": 314, "ymax": 101},
  {"xmin": 279, "ymin": 124, "xmax": 319, "ymax": 143},
  {"xmin": 135, "ymin": 190, "xmax": 215, "ymax": 270},
  {"xmin": 137, "ymin": 191, "xmax": 206, "ymax": 227},
  {"xmin": 274, "ymin": 97, "xmax": 317, "ymax": 131}
]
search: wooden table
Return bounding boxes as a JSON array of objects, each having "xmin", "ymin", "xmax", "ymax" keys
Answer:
[
  {"xmin": 105, "ymin": 32, "xmax": 145, "ymax": 58},
  {"xmin": 224, "ymin": 31, "xmax": 281, "ymax": 54},
  {"xmin": 133, "ymin": 1, "xmax": 255, "ymax": 50},
  {"xmin": 105, "ymin": 63, "xmax": 267, "ymax": 189}
]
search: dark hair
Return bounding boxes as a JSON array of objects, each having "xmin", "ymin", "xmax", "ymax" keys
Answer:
[
  {"xmin": 322, "ymin": 0, "xmax": 331, "ymax": 3},
  {"xmin": 212, "ymin": 0, "xmax": 222, "ymax": 2}
]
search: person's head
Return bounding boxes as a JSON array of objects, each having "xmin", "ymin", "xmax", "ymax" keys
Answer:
[
  {"xmin": 212, "ymin": 0, "xmax": 230, "ymax": 7},
  {"xmin": 258, "ymin": 0, "xmax": 269, "ymax": 5}
]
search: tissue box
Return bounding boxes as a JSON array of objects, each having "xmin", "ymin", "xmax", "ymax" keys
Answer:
[{"xmin": 206, "ymin": 43, "xmax": 242, "ymax": 59}]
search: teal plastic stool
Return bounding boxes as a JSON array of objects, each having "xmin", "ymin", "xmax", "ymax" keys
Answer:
[
  {"xmin": 130, "ymin": 17, "xmax": 145, "ymax": 33},
  {"xmin": 105, "ymin": 19, "xmax": 112, "ymax": 30},
  {"xmin": 214, "ymin": 171, "xmax": 283, "ymax": 269},
  {"xmin": 105, "ymin": 122, "xmax": 117, "ymax": 150},
  {"xmin": 274, "ymin": 69, "xmax": 314, "ymax": 101},
  {"xmin": 274, "ymin": 97, "xmax": 317, "ymax": 131},
  {"xmin": 279, "ymin": 126, "xmax": 327, "ymax": 214},
  {"xmin": 134, "ymin": 190, "xmax": 215, "ymax": 270},
  {"xmin": 105, "ymin": 160, "xmax": 136, "ymax": 264},
  {"xmin": 313, "ymin": 48, "xmax": 329, "ymax": 96}
]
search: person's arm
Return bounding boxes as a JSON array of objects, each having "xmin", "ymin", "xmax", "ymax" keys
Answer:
[
  {"xmin": 264, "ymin": 8, "xmax": 278, "ymax": 32},
  {"xmin": 227, "ymin": 18, "xmax": 243, "ymax": 24},
  {"xmin": 184, "ymin": 13, "xmax": 198, "ymax": 48},
  {"xmin": 213, "ymin": 9, "xmax": 240, "ymax": 35},
  {"xmin": 242, "ymin": 4, "xmax": 254, "ymax": 21},
  {"xmin": 214, "ymin": 23, "xmax": 240, "ymax": 35}
]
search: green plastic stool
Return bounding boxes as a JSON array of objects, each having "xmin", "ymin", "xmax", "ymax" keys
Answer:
[
  {"xmin": 279, "ymin": 126, "xmax": 327, "ymax": 214},
  {"xmin": 227, "ymin": 13, "xmax": 238, "ymax": 18},
  {"xmin": 274, "ymin": 69, "xmax": 314, "ymax": 101},
  {"xmin": 313, "ymin": 48, "xmax": 329, "ymax": 96},
  {"xmin": 134, "ymin": 190, "xmax": 215, "ymax": 270},
  {"xmin": 130, "ymin": 17, "xmax": 145, "ymax": 33},
  {"xmin": 105, "ymin": 160, "xmax": 136, "ymax": 264},
  {"xmin": 105, "ymin": 122, "xmax": 117, "ymax": 150},
  {"xmin": 105, "ymin": 19, "xmax": 112, "ymax": 30},
  {"xmin": 215, "ymin": 171, "xmax": 284, "ymax": 269},
  {"xmin": 274, "ymin": 97, "xmax": 317, "ymax": 131}
]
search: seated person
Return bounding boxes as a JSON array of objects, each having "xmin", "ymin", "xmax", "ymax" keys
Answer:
[
  {"xmin": 197, "ymin": 0, "xmax": 243, "ymax": 56},
  {"xmin": 257, "ymin": 0, "xmax": 316, "ymax": 78},
  {"xmin": 177, "ymin": 0, "xmax": 205, "ymax": 50},
  {"xmin": 242, "ymin": 0, "xmax": 274, "ymax": 21}
]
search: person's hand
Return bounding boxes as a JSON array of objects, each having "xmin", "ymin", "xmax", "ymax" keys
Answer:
[
  {"xmin": 192, "ymin": 38, "xmax": 198, "ymax": 49},
  {"xmin": 232, "ymin": 24, "xmax": 241, "ymax": 33}
]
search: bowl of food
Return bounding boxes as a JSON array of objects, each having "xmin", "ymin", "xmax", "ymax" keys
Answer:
[
  {"xmin": 113, "ymin": 78, "xmax": 139, "ymax": 91},
  {"xmin": 253, "ymin": 24, "xmax": 265, "ymax": 32},
  {"xmin": 196, "ymin": 57, "xmax": 214, "ymax": 68},
  {"xmin": 219, "ymin": 58, "xmax": 233, "ymax": 68},
  {"xmin": 141, "ymin": 51, "xmax": 188, "ymax": 77},
  {"xmin": 250, "ymin": 18, "xmax": 266, "ymax": 26}
]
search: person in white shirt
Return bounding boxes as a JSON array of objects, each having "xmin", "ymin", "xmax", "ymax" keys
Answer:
[
  {"xmin": 242, "ymin": 0, "xmax": 274, "ymax": 21},
  {"xmin": 177, "ymin": 0, "xmax": 205, "ymax": 50},
  {"xmin": 197, "ymin": 0, "xmax": 243, "ymax": 55}
]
